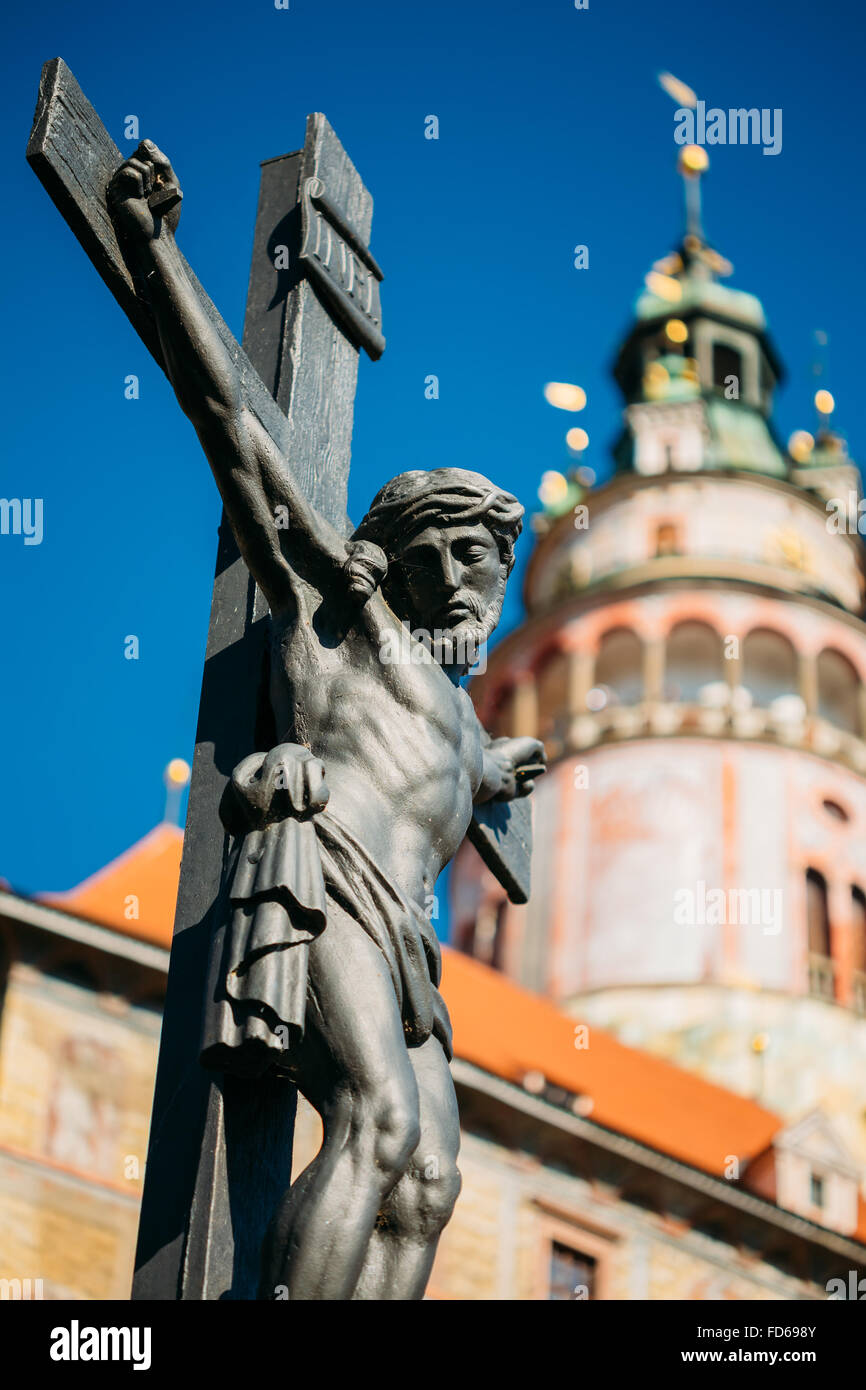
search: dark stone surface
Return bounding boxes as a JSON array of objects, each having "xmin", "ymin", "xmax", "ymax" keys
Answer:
[
  {"xmin": 125, "ymin": 124, "xmax": 375, "ymax": 1298},
  {"xmin": 29, "ymin": 58, "xmax": 540, "ymax": 1300}
]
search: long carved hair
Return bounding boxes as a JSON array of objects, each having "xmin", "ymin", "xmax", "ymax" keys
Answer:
[{"xmin": 353, "ymin": 467, "xmax": 524, "ymax": 575}]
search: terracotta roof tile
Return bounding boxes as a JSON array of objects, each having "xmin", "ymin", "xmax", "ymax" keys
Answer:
[
  {"xmin": 39, "ymin": 824, "xmax": 183, "ymax": 949},
  {"xmin": 440, "ymin": 946, "xmax": 782, "ymax": 1177},
  {"xmin": 30, "ymin": 828, "xmax": 794, "ymax": 1182}
]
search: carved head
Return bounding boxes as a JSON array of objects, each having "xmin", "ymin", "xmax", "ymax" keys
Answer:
[{"xmin": 353, "ymin": 468, "xmax": 524, "ymax": 659}]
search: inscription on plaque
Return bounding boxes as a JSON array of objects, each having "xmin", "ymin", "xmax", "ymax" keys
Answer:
[{"xmin": 299, "ymin": 176, "xmax": 385, "ymax": 359}]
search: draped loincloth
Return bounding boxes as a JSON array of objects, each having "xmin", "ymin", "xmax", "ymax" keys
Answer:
[{"xmin": 200, "ymin": 808, "xmax": 452, "ymax": 1079}]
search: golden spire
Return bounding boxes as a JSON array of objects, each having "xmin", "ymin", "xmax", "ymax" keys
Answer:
[{"xmin": 657, "ymin": 71, "xmax": 731, "ymax": 280}]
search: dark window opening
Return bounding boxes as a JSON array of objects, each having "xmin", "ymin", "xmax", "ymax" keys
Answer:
[
  {"xmin": 655, "ymin": 521, "xmax": 680, "ymax": 557},
  {"xmin": 490, "ymin": 900, "xmax": 507, "ymax": 972},
  {"xmin": 807, "ymin": 868, "xmax": 835, "ymax": 1002},
  {"xmin": 549, "ymin": 1242, "xmax": 597, "ymax": 1300},
  {"xmin": 806, "ymin": 869, "xmax": 831, "ymax": 957},
  {"xmin": 664, "ymin": 621, "xmax": 723, "ymax": 702},
  {"xmin": 47, "ymin": 958, "xmax": 101, "ymax": 992},
  {"xmin": 468, "ymin": 899, "xmax": 508, "ymax": 970},
  {"xmin": 852, "ymin": 887, "xmax": 866, "ymax": 975},
  {"xmin": 742, "ymin": 628, "xmax": 798, "ymax": 709},
  {"xmin": 489, "ymin": 686, "xmax": 516, "ymax": 741},
  {"xmin": 0, "ymin": 934, "xmax": 9, "ymax": 1048},
  {"xmin": 595, "ymin": 627, "xmax": 644, "ymax": 707},
  {"xmin": 455, "ymin": 918, "xmax": 476, "ymax": 957},
  {"xmin": 535, "ymin": 650, "xmax": 569, "ymax": 748},
  {"xmin": 817, "ymin": 649, "xmax": 861, "ymax": 734},
  {"xmin": 810, "ymin": 1173, "xmax": 825, "ymax": 1208},
  {"xmin": 712, "ymin": 342, "xmax": 742, "ymax": 392}
]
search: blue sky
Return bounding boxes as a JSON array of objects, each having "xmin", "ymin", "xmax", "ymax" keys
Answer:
[{"xmin": 2, "ymin": 0, "xmax": 864, "ymax": 896}]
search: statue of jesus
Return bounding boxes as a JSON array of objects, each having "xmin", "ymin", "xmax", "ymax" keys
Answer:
[{"xmin": 109, "ymin": 141, "xmax": 545, "ymax": 1301}]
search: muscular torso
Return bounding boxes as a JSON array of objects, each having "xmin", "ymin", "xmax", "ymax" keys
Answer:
[{"xmin": 269, "ymin": 581, "xmax": 484, "ymax": 907}]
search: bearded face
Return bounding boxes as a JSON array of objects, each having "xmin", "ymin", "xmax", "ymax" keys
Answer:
[{"xmin": 387, "ymin": 522, "xmax": 508, "ymax": 665}]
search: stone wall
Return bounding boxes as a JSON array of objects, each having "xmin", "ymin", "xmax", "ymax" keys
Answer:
[{"xmin": 0, "ymin": 959, "xmax": 160, "ymax": 1299}]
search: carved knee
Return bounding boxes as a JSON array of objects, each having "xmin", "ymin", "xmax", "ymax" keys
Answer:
[
  {"xmin": 402, "ymin": 1159, "xmax": 462, "ymax": 1240},
  {"xmin": 369, "ymin": 1088, "xmax": 421, "ymax": 1184}
]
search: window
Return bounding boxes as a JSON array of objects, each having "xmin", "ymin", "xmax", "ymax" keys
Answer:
[
  {"xmin": 454, "ymin": 916, "xmax": 476, "ymax": 957},
  {"xmin": 490, "ymin": 685, "xmax": 516, "ymax": 739},
  {"xmin": 0, "ymin": 931, "xmax": 9, "ymax": 1046},
  {"xmin": 549, "ymin": 1242, "xmax": 597, "ymax": 1300},
  {"xmin": 595, "ymin": 628, "xmax": 643, "ymax": 706},
  {"xmin": 807, "ymin": 869, "xmax": 831, "ymax": 957},
  {"xmin": 810, "ymin": 1173, "xmax": 825, "ymax": 1208},
  {"xmin": 817, "ymin": 649, "xmax": 860, "ymax": 734},
  {"xmin": 742, "ymin": 629, "xmax": 797, "ymax": 708},
  {"xmin": 655, "ymin": 521, "xmax": 680, "ymax": 557},
  {"xmin": 806, "ymin": 869, "xmax": 835, "ymax": 1002},
  {"xmin": 536, "ymin": 649, "xmax": 569, "ymax": 746},
  {"xmin": 712, "ymin": 342, "xmax": 742, "ymax": 393},
  {"xmin": 852, "ymin": 887, "xmax": 866, "ymax": 975},
  {"xmin": 665, "ymin": 621, "xmax": 723, "ymax": 702},
  {"xmin": 472, "ymin": 899, "xmax": 507, "ymax": 971}
]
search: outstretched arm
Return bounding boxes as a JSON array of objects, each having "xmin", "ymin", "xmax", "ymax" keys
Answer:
[{"xmin": 108, "ymin": 141, "xmax": 348, "ymax": 611}]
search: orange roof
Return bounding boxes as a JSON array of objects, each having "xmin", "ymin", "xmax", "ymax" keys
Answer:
[
  {"xmin": 39, "ymin": 824, "xmax": 182, "ymax": 948},
  {"xmin": 27, "ymin": 826, "xmax": 810, "ymax": 1193},
  {"xmin": 440, "ymin": 946, "xmax": 782, "ymax": 1178}
]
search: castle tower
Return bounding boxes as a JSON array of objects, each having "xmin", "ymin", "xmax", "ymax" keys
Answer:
[{"xmin": 451, "ymin": 149, "xmax": 866, "ymax": 1182}]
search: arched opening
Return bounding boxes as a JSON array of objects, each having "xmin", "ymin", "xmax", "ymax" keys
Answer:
[
  {"xmin": 655, "ymin": 521, "xmax": 680, "ymax": 557},
  {"xmin": 594, "ymin": 627, "xmax": 643, "ymax": 707},
  {"xmin": 806, "ymin": 868, "xmax": 831, "ymax": 955},
  {"xmin": 852, "ymin": 886, "xmax": 866, "ymax": 1014},
  {"xmin": 489, "ymin": 685, "xmax": 516, "ymax": 740},
  {"xmin": 712, "ymin": 341, "xmax": 742, "ymax": 393},
  {"xmin": 806, "ymin": 868, "xmax": 834, "ymax": 1001},
  {"xmin": 742, "ymin": 628, "xmax": 798, "ymax": 707},
  {"xmin": 0, "ymin": 928, "xmax": 10, "ymax": 1052},
  {"xmin": 817, "ymin": 649, "xmax": 861, "ymax": 734},
  {"xmin": 851, "ymin": 886, "xmax": 866, "ymax": 971},
  {"xmin": 535, "ymin": 649, "xmax": 569, "ymax": 745},
  {"xmin": 464, "ymin": 899, "xmax": 507, "ymax": 971},
  {"xmin": 664, "ymin": 621, "xmax": 723, "ymax": 702}
]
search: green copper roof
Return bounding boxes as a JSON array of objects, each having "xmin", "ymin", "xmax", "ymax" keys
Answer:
[
  {"xmin": 703, "ymin": 397, "xmax": 787, "ymax": 475},
  {"xmin": 636, "ymin": 276, "xmax": 766, "ymax": 330}
]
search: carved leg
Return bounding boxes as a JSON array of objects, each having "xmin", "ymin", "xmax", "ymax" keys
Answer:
[
  {"xmin": 260, "ymin": 906, "xmax": 420, "ymax": 1300},
  {"xmin": 351, "ymin": 1034, "xmax": 462, "ymax": 1301}
]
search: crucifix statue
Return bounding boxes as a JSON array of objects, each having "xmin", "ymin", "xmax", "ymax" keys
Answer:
[{"xmin": 28, "ymin": 59, "xmax": 544, "ymax": 1301}]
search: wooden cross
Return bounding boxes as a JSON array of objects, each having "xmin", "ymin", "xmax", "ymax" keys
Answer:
[{"xmin": 28, "ymin": 56, "xmax": 533, "ymax": 1300}]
